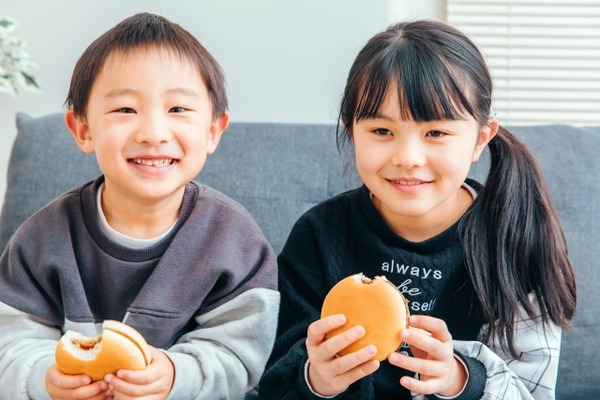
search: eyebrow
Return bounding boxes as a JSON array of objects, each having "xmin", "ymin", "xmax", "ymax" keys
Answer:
[
  {"xmin": 365, "ymin": 111, "xmax": 396, "ymax": 122},
  {"xmin": 166, "ymin": 88, "xmax": 200, "ymax": 98},
  {"xmin": 105, "ymin": 87, "xmax": 199, "ymax": 98}
]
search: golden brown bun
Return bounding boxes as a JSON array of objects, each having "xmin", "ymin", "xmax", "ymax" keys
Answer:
[
  {"xmin": 55, "ymin": 320, "xmax": 152, "ymax": 381},
  {"xmin": 321, "ymin": 273, "xmax": 409, "ymax": 361}
]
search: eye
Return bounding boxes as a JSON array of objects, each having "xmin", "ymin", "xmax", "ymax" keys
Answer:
[
  {"xmin": 117, "ymin": 107, "xmax": 136, "ymax": 114},
  {"xmin": 169, "ymin": 106, "xmax": 187, "ymax": 113},
  {"xmin": 373, "ymin": 128, "xmax": 392, "ymax": 136},
  {"xmin": 426, "ymin": 130, "xmax": 446, "ymax": 138}
]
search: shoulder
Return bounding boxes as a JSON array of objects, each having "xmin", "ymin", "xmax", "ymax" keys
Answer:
[
  {"xmin": 8, "ymin": 180, "xmax": 95, "ymax": 247},
  {"xmin": 191, "ymin": 181, "xmax": 255, "ymax": 221},
  {"xmin": 280, "ymin": 186, "xmax": 367, "ymax": 259},
  {"xmin": 295, "ymin": 186, "xmax": 366, "ymax": 225},
  {"xmin": 184, "ymin": 182, "xmax": 270, "ymax": 247}
]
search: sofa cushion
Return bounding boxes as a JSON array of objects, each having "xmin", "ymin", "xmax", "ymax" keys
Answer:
[{"xmin": 0, "ymin": 113, "xmax": 101, "ymax": 252}]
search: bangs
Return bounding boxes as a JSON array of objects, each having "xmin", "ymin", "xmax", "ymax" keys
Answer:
[{"xmin": 354, "ymin": 39, "xmax": 475, "ymax": 122}]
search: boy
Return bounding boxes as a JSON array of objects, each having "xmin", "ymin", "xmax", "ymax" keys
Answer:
[{"xmin": 0, "ymin": 13, "xmax": 279, "ymax": 400}]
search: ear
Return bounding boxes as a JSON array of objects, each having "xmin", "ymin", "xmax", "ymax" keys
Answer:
[
  {"xmin": 206, "ymin": 111, "xmax": 230, "ymax": 155},
  {"xmin": 65, "ymin": 110, "xmax": 95, "ymax": 154},
  {"xmin": 472, "ymin": 118, "xmax": 499, "ymax": 162}
]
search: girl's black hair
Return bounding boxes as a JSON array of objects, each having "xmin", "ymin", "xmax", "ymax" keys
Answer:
[
  {"xmin": 338, "ymin": 20, "xmax": 576, "ymax": 357},
  {"xmin": 65, "ymin": 12, "xmax": 228, "ymax": 120}
]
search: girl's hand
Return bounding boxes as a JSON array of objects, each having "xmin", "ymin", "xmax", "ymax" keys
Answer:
[
  {"xmin": 103, "ymin": 347, "xmax": 174, "ymax": 400},
  {"xmin": 305, "ymin": 314, "xmax": 380, "ymax": 396},
  {"xmin": 388, "ymin": 315, "xmax": 467, "ymax": 396},
  {"xmin": 45, "ymin": 363, "xmax": 111, "ymax": 400}
]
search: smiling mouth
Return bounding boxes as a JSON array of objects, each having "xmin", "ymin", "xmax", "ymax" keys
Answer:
[
  {"xmin": 130, "ymin": 158, "xmax": 174, "ymax": 167},
  {"xmin": 391, "ymin": 180, "xmax": 425, "ymax": 186}
]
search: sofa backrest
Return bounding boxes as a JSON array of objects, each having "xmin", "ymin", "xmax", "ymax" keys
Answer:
[
  {"xmin": 1, "ymin": 112, "xmax": 598, "ymax": 399},
  {"xmin": 0, "ymin": 113, "xmax": 360, "ymax": 254}
]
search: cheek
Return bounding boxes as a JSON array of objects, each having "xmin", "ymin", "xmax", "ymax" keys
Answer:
[
  {"xmin": 434, "ymin": 149, "xmax": 475, "ymax": 182},
  {"xmin": 354, "ymin": 147, "xmax": 378, "ymax": 181},
  {"xmin": 93, "ymin": 141, "xmax": 120, "ymax": 169},
  {"xmin": 354, "ymin": 138, "xmax": 384, "ymax": 171}
]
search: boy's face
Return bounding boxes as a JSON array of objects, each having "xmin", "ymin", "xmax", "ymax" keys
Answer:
[{"xmin": 66, "ymin": 47, "xmax": 228, "ymax": 209}]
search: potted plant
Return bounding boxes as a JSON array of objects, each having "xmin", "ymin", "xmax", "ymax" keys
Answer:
[{"xmin": 0, "ymin": 15, "xmax": 39, "ymax": 95}]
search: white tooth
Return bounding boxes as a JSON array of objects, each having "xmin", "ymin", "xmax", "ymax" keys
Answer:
[{"xmin": 132, "ymin": 158, "xmax": 172, "ymax": 166}]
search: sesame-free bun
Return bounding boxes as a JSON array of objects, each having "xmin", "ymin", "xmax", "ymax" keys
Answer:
[
  {"xmin": 321, "ymin": 273, "xmax": 409, "ymax": 361},
  {"xmin": 55, "ymin": 320, "xmax": 152, "ymax": 381}
]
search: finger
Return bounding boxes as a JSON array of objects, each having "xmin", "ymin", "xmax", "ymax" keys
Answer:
[
  {"xmin": 79, "ymin": 388, "xmax": 114, "ymax": 400},
  {"xmin": 324, "ymin": 324, "xmax": 365, "ymax": 354},
  {"xmin": 409, "ymin": 315, "xmax": 452, "ymax": 342},
  {"xmin": 389, "ymin": 350, "xmax": 446, "ymax": 378},
  {"xmin": 400, "ymin": 374, "xmax": 443, "ymax": 395},
  {"xmin": 109, "ymin": 346, "xmax": 163, "ymax": 385},
  {"xmin": 53, "ymin": 381, "xmax": 110, "ymax": 400},
  {"xmin": 47, "ymin": 364, "xmax": 92, "ymax": 389},
  {"xmin": 330, "ymin": 344, "xmax": 377, "ymax": 376},
  {"xmin": 306, "ymin": 314, "xmax": 346, "ymax": 345},
  {"xmin": 54, "ymin": 375, "xmax": 93, "ymax": 389},
  {"xmin": 105, "ymin": 374, "xmax": 149, "ymax": 398},
  {"xmin": 113, "ymin": 368, "xmax": 155, "ymax": 385},
  {"xmin": 402, "ymin": 329, "xmax": 454, "ymax": 361},
  {"xmin": 335, "ymin": 357, "xmax": 380, "ymax": 387},
  {"xmin": 307, "ymin": 346, "xmax": 381, "ymax": 396}
]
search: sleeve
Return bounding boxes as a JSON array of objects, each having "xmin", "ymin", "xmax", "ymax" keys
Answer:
[
  {"xmin": 415, "ymin": 297, "xmax": 561, "ymax": 400},
  {"xmin": 257, "ymin": 221, "xmax": 375, "ymax": 400},
  {"xmin": 165, "ymin": 287, "xmax": 280, "ymax": 400},
  {"xmin": 0, "ymin": 302, "xmax": 59, "ymax": 400},
  {"xmin": 0, "ymin": 227, "xmax": 64, "ymax": 400},
  {"xmin": 161, "ymin": 211, "xmax": 281, "ymax": 400}
]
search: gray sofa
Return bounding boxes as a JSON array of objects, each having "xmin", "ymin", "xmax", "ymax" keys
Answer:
[{"xmin": 1, "ymin": 112, "xmax": 598, "ymax": 399}]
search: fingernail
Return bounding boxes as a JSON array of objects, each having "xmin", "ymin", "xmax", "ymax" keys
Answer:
[
  {"xmin": 401, "ymin": 330, "xmax": 411, "ymax": 340},
  {"xmin": 367, "ymin": 345, "xmax": 377, "ymax": 355},
  {"xmin": 410, "ymin": 315, "xmax": 418, "ymax": 324},
  {"xmin": 353, "ymin": 325, "xmax": 365, "ymax": 336}
]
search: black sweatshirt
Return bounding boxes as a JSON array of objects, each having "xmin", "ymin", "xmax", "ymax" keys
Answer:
[{"xmin": 259, "ymin": 184, "xmax": 486, "ymax": 400}]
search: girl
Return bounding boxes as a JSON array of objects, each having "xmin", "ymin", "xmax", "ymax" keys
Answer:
[{"xmin": 258, "ymin": 20, "xmax": 576, "ymax": 399}]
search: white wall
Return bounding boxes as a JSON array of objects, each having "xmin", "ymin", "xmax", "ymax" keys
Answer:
[{"xmin": 0, "ymin": 0, "xmax": 443, "ymax": 209}]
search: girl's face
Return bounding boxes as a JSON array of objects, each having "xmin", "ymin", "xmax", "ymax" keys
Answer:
[{"xmin": 352, "ymin": 88, "xmax": 496, "ymax": 241}]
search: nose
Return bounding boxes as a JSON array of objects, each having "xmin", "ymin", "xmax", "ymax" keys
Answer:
[
  {"xmin": 135, "ymin": 112, "xmax": 173, "ymax": 145},
  {"xmin": 391, "ymin": 136, "xmax": 427, "ymax": 169}
]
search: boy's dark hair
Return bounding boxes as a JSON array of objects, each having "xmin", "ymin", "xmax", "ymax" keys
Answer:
[
  {"xmin": 338, "ymin": 19, "xmax": 576, "ymax": 357},
  {"xmin": 65, "ymin": 12, "xmax": 228, "ymax": 119}
]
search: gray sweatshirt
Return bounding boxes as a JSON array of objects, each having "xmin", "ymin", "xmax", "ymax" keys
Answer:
[{"xmin": 0, "ymin": 177, "xmax": 280, "ymax": 399}]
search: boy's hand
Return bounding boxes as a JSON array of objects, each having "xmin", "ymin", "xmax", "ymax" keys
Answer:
[
  {"xmin": 388, "ymin": 315, "xmax": 467, "ymax": 397},
  {"xmin": 45, "ymin": 363, "xmax": 111, "ymax": 400},
  {"xmin": 104, "ymin": 346, "xmax": 174, "ymax": 400},
  {"xmin": 305, "ymin": 314, "xmax": 380, "ymax": 397}
]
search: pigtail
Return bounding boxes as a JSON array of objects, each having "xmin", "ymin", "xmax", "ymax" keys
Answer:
[{"xmin": 460, "ymin": 126, "xmax": 577, "ymax": 357}]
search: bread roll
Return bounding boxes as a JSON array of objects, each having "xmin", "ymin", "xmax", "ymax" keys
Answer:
[
  {"xmin": 55, "ymin": 320, "xmax": 152, "ymax": 381},
  {"xmin": 321, "ymin": 273, "xmax": 409, "ymax": 361}
]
